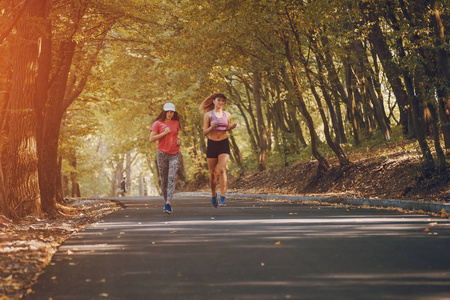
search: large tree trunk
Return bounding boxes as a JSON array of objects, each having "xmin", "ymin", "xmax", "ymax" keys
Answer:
[
  {"xmin": 35, "ymin": 0, "xmax": 58, "ymax": 216},
  {"xmin": 0, "ymin": 163, "xmax": 9, "ymax": 217},
  {"xmin": 38, "ymin": 39, "xmax": 76, "ymax": 215},
  {"xmin": 0, "ymin": 68, "xmax": 12, "ymax": 217},
  {"xmin": 4, "ymin": 0, "xmax": 47, "ymax": 218},
  {"xmin": 427, "ymin": 102, "xmax": 448, "ymax": 174},
  {"xmin": 431, "ymin": 0, "xmax": 450, "ymax": 152},
  {"xmin": 407, "ymin": 85, "xmax": 436, "ymax": 175}
]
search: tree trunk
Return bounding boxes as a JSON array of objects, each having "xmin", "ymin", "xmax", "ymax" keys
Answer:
[
  {"xmin": 38, "ymin": 39, "xmax": 76, "ymax": 215},
  {"xmin": 228, "ymin": 133, "xmax": 245, "ymax": 175},
  {"xmin": 295, "ymin": 35, "xmax": 349, "ymax": 167},
  {"xmin": 353, "ymin": 40, "xmax": 391, "ymax": 141},
  {"xmin": 319, "ymin": 34, "xmax": 347, "ymax": 143},
  {"xmin": 306, "ymin": 67, "xmax": 349, "ymax": 167},
  {"xmin": 35, "ymin": 0, "xmax": 58, "ymax": 216},
  {"xmin": 227, "ymin": 80, "xmax": 258, "ymax": 152},
  {"xmin": 56, "ymin": 156, "xmax": 64, "ymax": 203},
  {"xmin": 345, "ymin": 63, "xmax": 360, "ymax": 146},
  {"xmin": 0, "ymin": 162, "xmax": 9, "ymax": 217},
  {"xmin": 0, "ymin": 70, "xmax": 11, "ymax": 217},
  {"xmin": 279, "ymin": 65, "xmax": 307, "ymax": 147},
  {"xmin": 431, "ymin": 0, "xmax": 450, "ymax": 152},
  {"xmin": 5, "ymin": 0, "xmax": 47, "ymax": 218},
  {"xmin": 427, "ymin": 102, "xmax": 448, "ymax": 174},
  {"xmin": 408, "ymin": 90, "xmax": 436, "ymax": 175},
  {"xmin": 251, "ymin": 57, "xmax": 267, "ymax": 172},
  {"xmin": 367, "ymin": 18, "xmax": 410, "ymax": 134},
  {"xmin": 70, "ymin": 156, "xmax": 80, "ymax": 197},
  {"xmin": 284, "ymin": 39, "xmax": 328, "ymax": 172},
  {"xmin": 314, "ymin": 52, "xmax": 343, "ymax": 145}
]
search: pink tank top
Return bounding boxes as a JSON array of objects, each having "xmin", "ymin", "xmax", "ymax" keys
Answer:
[{"xmin": 210, "ymin": 110, "xmax": 228, "ymax": 131}]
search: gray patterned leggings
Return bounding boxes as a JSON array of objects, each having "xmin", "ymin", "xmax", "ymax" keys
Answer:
[{"xmin": 157, "ymin": 151, "xmax": 180, "ymax": 202}]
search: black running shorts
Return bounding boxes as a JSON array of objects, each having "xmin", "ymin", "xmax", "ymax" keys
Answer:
[{"xmin": 206, "ymin": 138, "xmax": 231, "ymax": 159}]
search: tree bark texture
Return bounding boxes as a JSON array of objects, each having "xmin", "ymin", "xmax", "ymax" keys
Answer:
[
  {"xmin": 4, "ymin": 0, "xmax": 47, "ymax": 218},
  {"xmin": 431, "ymin": 0, "xmax": 450, "ymax": 151}
]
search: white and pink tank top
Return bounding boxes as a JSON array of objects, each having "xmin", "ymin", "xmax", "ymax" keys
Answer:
[{"xmin": 210, "ymin": 110, "xmax": 228, "ymax": 131}]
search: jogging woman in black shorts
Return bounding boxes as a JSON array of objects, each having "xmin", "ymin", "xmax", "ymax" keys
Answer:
[{"xmin": 200, "ymin": 93, "xmax": 237, "ymax": 207}]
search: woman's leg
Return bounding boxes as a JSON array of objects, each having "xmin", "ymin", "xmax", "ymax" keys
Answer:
[
  {"xmin": 166, "ymin": 153, "xmax": 180, "ymax": 203},
  {"xmin": 207, "ymin": 158, "xmax": 218, "ymax": 196},
  {"xmin": 157, "ymin": 151, "xmax": 169, "ymax": 202},
  {"xmin": 217, "ymin": 153, "xmax": 229, "ymax": 197}
]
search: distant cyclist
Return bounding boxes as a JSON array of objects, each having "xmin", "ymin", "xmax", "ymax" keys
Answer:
[{"xmin": 120, "ymin": 177, "xmax": 126, "ymax": 197}]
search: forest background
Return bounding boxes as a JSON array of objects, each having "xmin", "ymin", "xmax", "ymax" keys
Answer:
[{"xmin": 0, "ymin": 0, "xmax": 449, "ymax": 220}]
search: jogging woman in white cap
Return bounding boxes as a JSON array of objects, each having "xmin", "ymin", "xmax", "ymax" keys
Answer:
[{"xmin": 149, "ymin": 103, "xmax": 182, "ymax": 214}]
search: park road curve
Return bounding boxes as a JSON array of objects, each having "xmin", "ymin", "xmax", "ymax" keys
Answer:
[{"xmin": 26, "ymin": 194, "xmax": 450, "ymax": 300}]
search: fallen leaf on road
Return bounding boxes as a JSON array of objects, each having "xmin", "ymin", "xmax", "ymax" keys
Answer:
[
  {"xmin": 275, "ymin": 241, "xmax": 281, "ymax": 245},
  {"xmin": 424, "ymin": 228, "xmax": 430, "ymax": 232}
]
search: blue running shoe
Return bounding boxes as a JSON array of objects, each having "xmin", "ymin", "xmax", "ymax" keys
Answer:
[
  {"xmin": 219, "ymin": 195, "xmax": 226, "ymax": 206},
  {"xmin": 211, "ymin": 193, "xmax": 218, "ymax": 208},
  {"xmin": 163, "ymin": 202, "xmax": 172, "ymax": 214}
]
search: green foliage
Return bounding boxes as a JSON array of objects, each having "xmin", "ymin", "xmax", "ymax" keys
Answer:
[{"xmin": 57, "ymin": 0, "xmax": 449, "ymax": 196}]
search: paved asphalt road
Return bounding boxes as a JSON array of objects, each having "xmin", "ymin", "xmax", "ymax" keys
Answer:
[{"xmin": 27, "ymin": 195, "xmax": 450, "ymax": 300}]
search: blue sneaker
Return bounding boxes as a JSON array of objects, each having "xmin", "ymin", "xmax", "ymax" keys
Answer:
[
  {"xmin": 211, "ymin": 193, "xmax": 218, "ymax": 208},
  {"xmin": 219, "ymin": 195, "xmax": 226, "ymax": 206},
  {"xmin": 163, "ymin": 202, "xmax": 172, "ymax": 214}
]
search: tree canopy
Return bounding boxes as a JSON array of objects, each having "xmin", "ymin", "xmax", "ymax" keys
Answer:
[{"xmin": 0, "ymin": 0, "xmax": 448, "ymax": 220}]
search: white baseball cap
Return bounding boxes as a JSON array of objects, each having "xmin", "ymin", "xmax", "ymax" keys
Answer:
[{"xmin": 163, "ymin": 102, "xmax": 176, "ymax": 111}]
